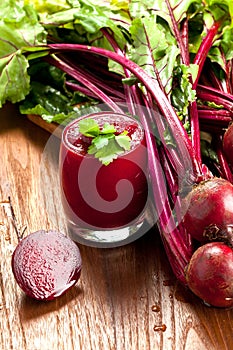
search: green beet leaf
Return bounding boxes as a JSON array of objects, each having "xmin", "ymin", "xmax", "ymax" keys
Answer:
[{"xmin": 0, "ymin": 0, "xmax": 47, "ymax": 107}]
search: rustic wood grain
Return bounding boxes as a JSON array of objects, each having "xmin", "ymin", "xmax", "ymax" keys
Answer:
[{"xmin": 1, "ymin": 103, "xmax": 233, "ymax": 350}]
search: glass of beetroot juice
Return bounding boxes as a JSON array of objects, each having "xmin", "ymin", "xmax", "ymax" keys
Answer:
[{"xmin": 59, "ymin": 111, "xmax": 149, "ymax": 247}]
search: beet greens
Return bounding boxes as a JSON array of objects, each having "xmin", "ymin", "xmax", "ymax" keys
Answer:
[{"xmin": 2, "ymin": 0, "xmax": 233, "ymax": 306}]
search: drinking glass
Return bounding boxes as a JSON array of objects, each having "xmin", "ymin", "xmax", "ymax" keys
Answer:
[{"xmin": 59, "ymin": 111, "xmax": 149, "ymax": 247}]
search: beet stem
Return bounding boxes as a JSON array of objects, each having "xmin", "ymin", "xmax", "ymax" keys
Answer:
[
  {"xmin": 47, "ymin": 43, "xmax": 198, "ymax": 173},
  {"xmin": 45, "ymin": 54, "xmax": 124, "ymax": 113},
  {"xmin": 193, "ymin": 21, "xmax": 220, "ymax": 89},
  {"xmin": 215, "ymin": 135, "xmax": 233, "ymax": 183}
]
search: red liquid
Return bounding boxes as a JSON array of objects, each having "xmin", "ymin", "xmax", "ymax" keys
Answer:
[{"xmin": 60, "ymin": 112, "xmax": 148, "ymax": 230}]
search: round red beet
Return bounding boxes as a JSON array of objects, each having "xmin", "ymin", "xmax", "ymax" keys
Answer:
[
  {"xmin": 182, "ymin": 177, "xmax": 233, "ymax": 243},
  {"xmin": 12, "ymin": 230, "xmax": 82, "ymax": 300},
  {"xmin": 186, "ymin": 242, "xmax": 233, "ymax": 308},
  {"xmin": 223, "ymin": 122, "xmax": 233, "ymax": 166}
]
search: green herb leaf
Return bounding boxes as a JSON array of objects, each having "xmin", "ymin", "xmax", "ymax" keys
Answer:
[
  {"xmin": 89, "ymin": 137, "xmax": 126, "ymax": 166},
  {"xmin": 90, "ymin": 134, "xmax": 114, "ymax": 150},
  {"xmin": 78, "ymin": 118, "xmax": 100, "ymax": 137},
  {"xmin": 101, "ymin": 122, "xmax": 116, "ymax": 134},
  {"xmin": 78, "ymin": 118, "xmax": 131, "ymax": 165},
  {"xmin": 115, "ymin": 131, "xmax": 131, "ymax": 151}
]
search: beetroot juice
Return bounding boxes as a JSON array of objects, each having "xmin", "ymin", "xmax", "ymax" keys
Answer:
[{"xmin": 59, "ymin": 112, "xmax": 148, "ymax": 247}]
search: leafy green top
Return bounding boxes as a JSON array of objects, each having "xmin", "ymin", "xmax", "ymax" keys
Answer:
[
  {"xmin": 78, "ymin": 118, "xmax": 131, "ymax": 166},
  {"xmin": 1, "ymin": 0, "xmax": 233, "ymax": 123}
]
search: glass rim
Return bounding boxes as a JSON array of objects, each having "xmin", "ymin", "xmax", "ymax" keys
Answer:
[{"xmin": 61, "ymin": 111, "xmax": 145, "ymax": 157}]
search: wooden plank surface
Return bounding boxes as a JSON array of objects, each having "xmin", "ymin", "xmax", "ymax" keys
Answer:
[{"xmin": 0, "ymin": 103, "xmax": 233, "ymax": 350}]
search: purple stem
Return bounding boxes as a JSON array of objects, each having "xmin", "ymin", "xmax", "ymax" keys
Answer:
[
  {"xmin": 57, "ymin": 52, "xmax": 126, "ymax": 101},
  {"xmin": 138, "ymin": 94, "xmax": 193, "ymax": 282},
  {"xmin": 180, "ymin": 18, "xmax": 189, "ymax": 61},
  {"xmin": 164, "ymin": 0, "xmax": 189, "ymax": 65},
  {"xmin": 47, "ymin": 43, "xmax": 200, "ymax": 177},
  {"xmin": 220, "ymin": 47, "xmax": 232, "ymax": 94},
  {"xmin": 199, "ymin": 67, "xmax": 224, "ymax": 91},
  {"xmin": 93, "ymin": 28, "xmax": 193, "ymax": 268},
  {"xmin": 45, "ymin": 55, "xmax": 124, "ymax": 113},
  {"xmin": 189, "ymin": 101, "xmax": 202, "ymax": 168},
  {"xmin": 193, "ymin": 21, "xmax": 220, "ymax": 89},
  {"xmin": 65, "ymin": 81, "xmax": 100, "ymax": 99},
  {"xmin": 162, "ymin": 2, "xmax": 203, "ymax": 172},
  {"xmin": 101, "ymin": 28, "xmax": 139, "ymax": 115},
  {"xmin": 198, "ymin": 109, "xmax": 232, "ymax": 127},
  {"xmin": 197, "ymin": 84, "xmax": 233, "ymax": 111},
  {"xmin": 66, "ymin": 81, "xmax": 125, "ymax": 103},
  {"xmin": 121, "ymin": 79, "xmax": 193, "ymax": 282},
  {"xmin": 141, "ymin": 111, "xmax": 191, "ymax": 281},
  {"xmin": 215, "ymin": 135, "xmax": 233, "ymax": 183},
  {"xmin": 188, "ymin": 21, "xmax": 220, "ymax": 169}
]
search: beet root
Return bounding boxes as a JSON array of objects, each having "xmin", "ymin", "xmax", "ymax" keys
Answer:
[
  {"xmin": 182, "ymin": 177, "xmax": 233, "ymax": 244},
  {"xmin": 12, "ymin": 230, "xmax": 82, "ymax": 301},
  {"xmin": 185, "ymin": 242, "xmax": 233, "ymax": 308}
]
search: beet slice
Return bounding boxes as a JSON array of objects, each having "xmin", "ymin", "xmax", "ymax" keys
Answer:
[{"xmin": 12, "ymin": 230, "xmax": 82, "ymax": 301}]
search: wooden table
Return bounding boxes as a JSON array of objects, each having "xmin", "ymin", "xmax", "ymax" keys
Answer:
[{"xmin": 0, "ymin": 103, "xmax": 233, "ymax": 350}]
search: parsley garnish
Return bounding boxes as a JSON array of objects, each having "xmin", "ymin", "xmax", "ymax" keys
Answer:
[{"xmin": 78, "ymin": 118, "xmax": 131, "ymax": 165}]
